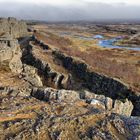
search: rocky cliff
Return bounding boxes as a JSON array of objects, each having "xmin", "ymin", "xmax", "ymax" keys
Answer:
[
  {"xmin": 0, "ymin": 17, "xmax": 27, "ymax": 38},
  {"xmin": 0, "ymin": 18, "xmax": 140, "ymax": 139},
  {"xmin": 0, "ymin": 18, "xmax": 28, "ymax": 74}
]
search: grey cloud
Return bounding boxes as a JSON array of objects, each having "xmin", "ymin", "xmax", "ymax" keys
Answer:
[{"xmin": 0, "ymin": 1, "xmax": 140, "ymax": 21}]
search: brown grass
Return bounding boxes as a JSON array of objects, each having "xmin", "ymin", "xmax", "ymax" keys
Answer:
[
  {"xmin": 35, "ymin": 31, "xmax": 73, "ymax": 48},
  {"xmin": 0, "ymin": 113, "xmax": 36, "ymax": 122},
  {"xmin": 34, "ymin": 29, "xmax": 140, "ymax": 92},
  {"xmin": 31, "ymin": 42, "xmax": 69, "ymax": 75}
]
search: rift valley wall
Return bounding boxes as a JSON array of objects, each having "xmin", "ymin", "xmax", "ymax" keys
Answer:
[
  {"xmin": 29, "ymin": 37, "xmax": 137, "ymax": 100},
  {"xmin": 0, "ymin": 17, "xmax": 28, "ymax": 73},
  {"xmin": 52, "ymin": 51, "xmax": 134, "ymax": 99},
  {"xmin": 23, "ymin": 35, "xmax": 140, "ymax": 115},
  {"xmin": 0, "ymin": 17, "xmax": 27, "ymax": 38},
  {"xmin": 52, "ymin": 50, "xmax": 140, "ymax": 116}
]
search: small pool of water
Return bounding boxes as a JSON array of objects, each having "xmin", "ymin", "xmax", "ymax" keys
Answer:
[
  {"xmin": 99, "ymin": 38, "xmax": 140, "ymax": 51},
  {"xmin": 58, "ymin": 32, "xmax": 140, "ymax": 51}
]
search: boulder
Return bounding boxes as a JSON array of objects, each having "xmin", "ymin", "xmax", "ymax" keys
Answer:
[
  {"xmin": 84, "ymin": 90, "xmax": 133, "ymax": 116},
  {"xmin": 9, "ymin": 46, "xmax": 23, "ymax": 73},
  {"xmin": 113, "ymin": 99, "xmax": 133, "ymax": 116},
  {"xmin": 31, "ymin": 88, "xmax": 80, "ymax": 102},
  {"xmin": 57, "ymin": 90, "xmax": 80, "ymax": 101},
  {"xmin": 22, "ymin": 65, "xmax": 43, "ymax": 87}
]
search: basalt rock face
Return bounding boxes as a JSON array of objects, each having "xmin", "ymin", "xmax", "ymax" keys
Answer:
[
  {"xmin": 23, "ymin": 37, "xmax": 139, "ymax": 115},
  {"xmin": 31, "ymin": 87, "xmax": 133, "ymax": 116},
  {"xmin": 52, "ymin": 50, "xmax": 140, "ymax": 116},
  {"xmin": 0, "ymin": 17, "xmax": 28, "ymax": 74},
  {"xmin": 22, "ymin": 64, "xmax": 43, "ymax": 87},
  {"xmin": 0, "ymin": 34, "xmax": 23, "ymax": 73},
  {"xmin": 0, "ymin": 35, "xmax": 18, "ymax": 62},
  {"xmin": 52, "ymin": 51, "xmax": 135, "ymax": 98},
  {"xmin": 0, "ymin": 17, "xmax": 27, "ymax": 38}
]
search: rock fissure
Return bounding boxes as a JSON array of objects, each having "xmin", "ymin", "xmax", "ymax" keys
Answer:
[
  {"xmin": 19, "ymin": 35, "xmax": 140, "ymax": 116},
  {"xmin": 1, "ymin": 18, "xmax": 140, "ymax": 139}
]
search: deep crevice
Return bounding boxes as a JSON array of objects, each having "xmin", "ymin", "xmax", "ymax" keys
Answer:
[{"xmin": 20, "ymin": 36, "xmax": 140, "ymax": 116}]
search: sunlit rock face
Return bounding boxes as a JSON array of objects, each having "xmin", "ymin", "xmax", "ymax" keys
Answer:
[
  {"xmin": 0, "ymin": 17, "xmax": 28, "ymax": 73},
  {"xmin": 0, "ymin": 17, "xmax": 27, "ymax": 38},
  {"xmin": 0, "ymin": 33, "xmax": 23, "ymax": 73}
]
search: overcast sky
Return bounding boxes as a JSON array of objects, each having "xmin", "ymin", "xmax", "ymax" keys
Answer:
[{"xmin": 0, "ymin": 0, "xmax": 140, "ymax": 21}]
